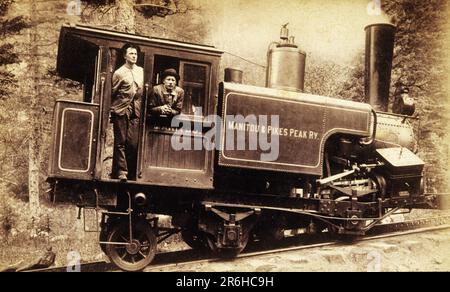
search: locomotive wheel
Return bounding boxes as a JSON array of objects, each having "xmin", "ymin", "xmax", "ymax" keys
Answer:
[
  {"xmin": 105, "ymin": 220, "xmax": 156, "ymax": 272},
  {"xmin": 206, "ymin": 233, "xmax": 249, "ymax": 258}
]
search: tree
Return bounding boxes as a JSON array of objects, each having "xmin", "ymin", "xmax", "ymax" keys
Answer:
[
  {"xmin": 0, "ymin": 0, "xmax": 30, "ymax": 98},
  {"xmin": 339, "ymin": 0, "xmax": 449, "ymax": 191},
  {"xmin": 384, "ymin": 0, "xmax": 449, "ymax": 191},
  {"xmin": 305, "ymin": 56, "xmax": 353, "ymax": 99},
  {"xmin": 115, "ymin": 0, "xmax": 135, "ymax": 32},
  {"xmin": 80, "ymin": 0, "xmax": 195, "ymax": 33},
  {"xmin": 0, "ymin": 0, "xmax": 31, "ymax": 197}
]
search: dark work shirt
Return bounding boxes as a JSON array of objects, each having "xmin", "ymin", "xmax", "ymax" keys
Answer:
[{"xmin": 149, "ymin": 84, "xmax": 185, "ymax": 116}]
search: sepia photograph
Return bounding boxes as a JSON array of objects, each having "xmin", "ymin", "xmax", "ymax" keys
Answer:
[{"xmin": 0, "ymin": 0, "xmax": 450, "ymax": 277}]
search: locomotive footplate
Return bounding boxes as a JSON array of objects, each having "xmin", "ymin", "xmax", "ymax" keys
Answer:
[
  {"xmin": 203, "ymin": 192, "xmax": 321, "ymax": 212},
  {"xmin": 202, "ymin": 192, "xmax": 378, "ymax": 219}
]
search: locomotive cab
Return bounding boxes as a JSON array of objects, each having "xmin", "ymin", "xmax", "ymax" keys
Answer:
[{"xmin": 48, "ymin": 24, "xmax": 222, "ymax": 189}]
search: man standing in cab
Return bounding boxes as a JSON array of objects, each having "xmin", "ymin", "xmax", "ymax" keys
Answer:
[{"xmin": 110, "ymin": 43, "xmax": 144, "ymax": 182}]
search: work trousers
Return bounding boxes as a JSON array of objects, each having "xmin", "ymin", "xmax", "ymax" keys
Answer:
[{"xmin": 112, "ymin": 114, "xmax": 139, "ymax": 180}]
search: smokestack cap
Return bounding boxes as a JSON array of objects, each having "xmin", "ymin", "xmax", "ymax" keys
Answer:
[
  {"xmin": 224, "ymin": 68, "xmax": 243, "ymax": 83},
  {"xmin": 365, "ymin": 23, "xmax": 396, "ymax": 30}
]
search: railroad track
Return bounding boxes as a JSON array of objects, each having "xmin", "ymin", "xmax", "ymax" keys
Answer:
[
  {"xmin": 25, "ymin": 214, "xmax": 450, "ymax": 272},
  {"xmin": 144, "ymin": 216, "xmax": 450, "ymax": 272}
]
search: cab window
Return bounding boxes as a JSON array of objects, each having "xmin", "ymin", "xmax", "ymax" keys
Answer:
[
  {"xmin": 179, "ymin": 62, "xmax": 209, "ymax": 116},
  {"xmin": 153, "ymin": 55, "xmax": 210, "ymax": 117}
]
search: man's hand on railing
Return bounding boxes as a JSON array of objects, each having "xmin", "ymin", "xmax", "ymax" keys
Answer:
[{"xmin": 160, "ymin": 104, "xmax": 172, "ymax": 115}]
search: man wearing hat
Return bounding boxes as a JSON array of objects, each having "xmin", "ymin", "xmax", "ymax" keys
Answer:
[
  {"xmin": 110, "ymin": 43, "xmax": 143, "ymax": 181},
  {"xmin": 149, "ymin": 68, "xmax": 184, "ymax": 116}
]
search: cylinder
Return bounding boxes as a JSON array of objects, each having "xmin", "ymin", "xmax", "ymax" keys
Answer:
[
  {"xmin": 224, "ymin": 68, "xmax": 243, "ymax": 83},
  {"xmin": 364, "ymin": 23, "xmax": 396, "ymax": 112},
  {"xmin": 375, "ymin": 113, "xmax": 416, "ymax": 151},
  {"xmin": 266, "ymin": 45, "xmax": 306, "ymax": 92}
]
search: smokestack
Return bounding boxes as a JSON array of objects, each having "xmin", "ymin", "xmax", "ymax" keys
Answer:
[{"xmin": 364, "ymin": 23, "xmax": 396, "ymax": 112}]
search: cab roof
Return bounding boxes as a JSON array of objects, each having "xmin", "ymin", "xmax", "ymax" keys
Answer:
[{"xmin": 57, "ymin": 24, "xmax": 223, "ymax": 82}]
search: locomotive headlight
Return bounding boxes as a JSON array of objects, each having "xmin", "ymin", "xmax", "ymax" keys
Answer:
[{"xmin": 134, "ymin": 192, "xmax": 147, "ymax": 206}]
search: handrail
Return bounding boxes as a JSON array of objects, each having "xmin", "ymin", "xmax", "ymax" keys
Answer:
[
  {"xmin": 359, "ymin": 109, "xmax": 377, "ymax": 146},
  {"xmin": 375, "ymin": 110, "xmax": 420, "ymax": 120},
  {"xmin": 95, "ymin": 75, "xmax": 106, "ymax": 179},
  {"xmin": 138, "ymin": 83, "xmax": 150, "ymax": 178}
]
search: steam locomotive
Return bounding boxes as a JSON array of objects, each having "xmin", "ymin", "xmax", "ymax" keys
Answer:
[{"xmin": 47, "ymin": 23, "xmax": 439, "ymax": 271}]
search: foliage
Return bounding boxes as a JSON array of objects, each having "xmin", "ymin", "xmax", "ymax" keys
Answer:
[
  {"xmin": 305, "ymin": 56, "xmax": 353, "ymax": 99},
  {"xmin": 46, "ymin": 67, "xmax": 83, "ymax": 90},
  {"xmin": 0, "ymin": 0, "xmax": 30, "ymax": 99},
  {"xmin": 81, "ymin": 0, "xmax": 115, "ymax": 5},
  {"xmin": 385, "ymin": 0, "xmax": 449, "ymax": 191},
  {"xmin": 338, "ymin": 53, "xmax": 365, "ymax": 102},
  {"xmin": 1, "ymin": 205, "xmax": 15, "ymax": 237},
  {"xmin": 0, "ymin": 0, "xmax": 13, "ymax": 17},
  {"xmin": 0, "ymin": 15, "xmax": 29, "ymax": 36},
  {"xmin": 81, "ymin": 0, "xmax": 195, "ymax": 19},
  {"xmin": 385, "ymin": 0, "xmax": 446, "ymax": 90},
  {"xmin": 339, "ymin": 0, "xmax": 449, "ymax": 190}
]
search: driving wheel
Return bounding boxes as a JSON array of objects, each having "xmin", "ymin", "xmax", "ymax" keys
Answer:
[
  {"xmin": 206, "ymin": 232, "xmax": 249, "ymax": 258},
  {"xmin": 105, "ymin": 219, "xmax": 156, "ymax": 271}
]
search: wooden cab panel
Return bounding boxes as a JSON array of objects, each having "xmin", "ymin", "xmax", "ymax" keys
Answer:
[
  {"xmin": 145, "ymin": 128, "xmax": 205, "ymax": 170},
  {"xmin": 140, "ymin": 133, "xmax": 212, "ymax": 188},
  {"xmin": 49, "ymin": 100, "xmax": 99, "ymax": 180},
  {"xmin": 138, "ymin": 115, "xmax": 212, "ymax": 188}
]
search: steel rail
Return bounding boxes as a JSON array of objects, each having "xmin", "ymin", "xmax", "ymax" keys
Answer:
[
  {"xmin": 24, "ymin": 214, "xmax": 450, "ymax": 272},
  {"xmin": 143, "ymin": 222, "xmax": 450, "ymax": 272}
]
